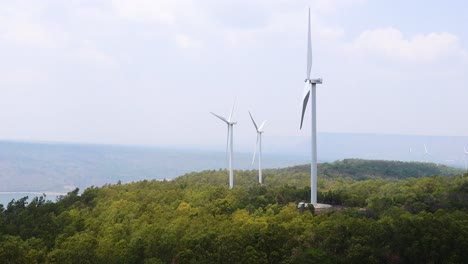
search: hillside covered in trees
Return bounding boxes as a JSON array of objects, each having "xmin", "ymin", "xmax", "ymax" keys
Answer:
[{"xmin": 0, "ymin": 160, "xmax": 467, "ymax": 263}]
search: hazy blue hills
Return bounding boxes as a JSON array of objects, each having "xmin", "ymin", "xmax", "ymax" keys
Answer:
[
  {"xmin": 0, "ymin": 139, "xmax": 463, "ymax": 193},
  {"xmin": 275, "ymin": 132, "xmax": 468, "ymax": 168},
  {"xmin": 0, "ymin": 140, "xmax": 307, "ymax": 193}
]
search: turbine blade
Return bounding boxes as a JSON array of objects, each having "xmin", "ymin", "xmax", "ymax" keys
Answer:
[
  {"xmin": 252, "ymin": 133, "xmax": 259, "ymax": 165},
  {"xmin": 248, "ymin": 111, "xmax": 259, "ymax": 131},
  {"xmin": 300, "ymin": 83, "xmax": 311, "ymax": 129},
  {"xmin": 211, "ymin": 112, "xmax": 228, "ymax": 123},
  {"xmin": 258, "ymin": 120, "xmax": 267, "ymax": 131},
  {"xmin": 228, "ymin": 98, "xmax": 236, "ymax": 122},
  {"xmin": 424, "ymin": 144, "xmax": 428, "ymax": 153},
  {"xmin": 306, "ymin": 8, "xmax": 312, "ymax": 80}
]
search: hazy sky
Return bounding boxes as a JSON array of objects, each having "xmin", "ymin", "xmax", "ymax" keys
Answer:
[{"xmin": 1, "ymin": 0, "xmax": 467, "ymax": 150}]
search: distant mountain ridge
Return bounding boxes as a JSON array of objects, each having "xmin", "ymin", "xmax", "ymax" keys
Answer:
[{"xmin": 1, "ymin": 137, "xmax": 465, "ymax": 193}]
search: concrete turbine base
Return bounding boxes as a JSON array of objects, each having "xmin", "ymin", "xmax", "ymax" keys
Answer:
[{"xmin": 315, "ymin": 203, "xmax": 332, "ymax": 209}]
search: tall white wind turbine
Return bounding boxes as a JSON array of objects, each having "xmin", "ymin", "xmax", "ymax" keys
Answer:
[
  {"xmin": 211, "ymin": 102, "xmax": 237, "ymax": 189},
  {"xmin": 300, "ymin": 8, "xmax": 322, "ymax": 206},
  {"xmin": 249, "ymin": 111, "xmax": 267, "ymax": 184}
]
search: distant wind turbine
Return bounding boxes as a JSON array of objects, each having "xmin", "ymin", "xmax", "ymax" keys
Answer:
[
  {"xmin": 423, "ymin": 144, "xmax": 432, "ymax": 162},
  {"xmin": 211, "ymin": 101, "xmax": 237, "ymax": 189},
  {"xmin": 248, "ymin": 111, "xmax": 267, "ymax": 184},
  {"xmin": 464, "ymin": 146, "xmax": 468, "ymax": 172},
  {"xmin": 299, "ymin": 8, "xmax": 323, "ymax": 207}
]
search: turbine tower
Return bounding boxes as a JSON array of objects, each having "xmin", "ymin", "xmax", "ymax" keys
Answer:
[
  {"xmin": 211, "ymin": 102, "xmax": 237, "ymax": 189},
  {"xmin": 249, "ymin": 111, "xmax": 267, "ymax": 184},
  {"xmin": 300, "ymin": 8, "xmax": 322, "ymax": 206}
]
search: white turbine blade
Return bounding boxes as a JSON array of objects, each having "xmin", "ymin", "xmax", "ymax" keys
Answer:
[
  {"xmin": 306, "ymin": 8, "xmax": 312, "ymax": 80},
  {"xmin": 258, "ymin": 120, "xmax": 267, "ymax": 131},
  {"xmin": 248, "ymin": 111, "xmax": 258, "ymax": 132},
  {"xmin": 300, "ymin": 82, "xmax": 311, "ymax": 129},
  {"xmin": 252, "ymin": 133, "xmax": 259, "ymax": 165},
  {"xmin": 424, "ymin": 144, "xmax": 428, "ymax": 153},
  {"xmin": 211, "ymin": 112, "xmax": 228, "ymax": 123},
  {"xmin": 228, "ymin": 98, "xmax": 236, "ymax": 122}
]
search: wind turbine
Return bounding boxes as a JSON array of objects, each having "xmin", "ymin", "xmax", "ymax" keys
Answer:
[
  {"xmin": 249, "ymin": 111, "xmax": 267, "ymax": 184},
  {"xmin": 299, "ymin": 8, "xmax": 322, "ymax": 207},
  {"xmin": 211, "ymin": 101, "xmax": 237, "ymax": 189},
  {"xmin": 464, "ymin": 146, "xmax": 468, "ymax": 172},
  {"xmin": 423, "ymin": 144, "xmax": 432, "ymax": 162}
]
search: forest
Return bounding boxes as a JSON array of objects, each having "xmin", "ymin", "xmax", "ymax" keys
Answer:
[{"xmin": 0, "ymin": 159, "xmax": 467, "ymax": 263}]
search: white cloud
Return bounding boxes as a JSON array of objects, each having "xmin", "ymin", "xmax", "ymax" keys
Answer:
[
  {"xmin": 313, "ymin": 0, "xmax": 367, "ymax": 14},
  {"xmin": 72, "ymin": 41, "xmax": 116, "ymax": 67},
  {"xmin": 317, "ymin": 25, "xmax": 344, "ymax": 39},
  {"xmin": 0, "ymin": 7, "xmax": 55, "ymax": 48},
  {"xmin": 175, "ymin": 34, "xmax": 201, "ymax": 49},
  {"xmin": 348, "ymin": 27, "xmax": 467, "ymax": 62},
  {"xmin": 111, "ymin": 0, "xmax": 177, "ymax": 24}
]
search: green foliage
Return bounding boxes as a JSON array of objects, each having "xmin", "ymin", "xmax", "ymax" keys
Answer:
[
  {"xmin": 0, "ymin": 161, "xmax": 467, "ymax": 263},
  {"xmin": 174, "ymin": 159, "xmax": 462, "ymax": 193}
]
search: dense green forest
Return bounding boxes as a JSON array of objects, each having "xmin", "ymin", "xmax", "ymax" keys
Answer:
[{"xmin": 0, "ymin": 159, "xmax": 467, "ymax": 263}]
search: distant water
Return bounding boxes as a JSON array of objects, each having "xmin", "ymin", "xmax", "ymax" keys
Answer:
[{"xmin": 0, "ymin": 141, "xmax": 308, "ymax": 205}]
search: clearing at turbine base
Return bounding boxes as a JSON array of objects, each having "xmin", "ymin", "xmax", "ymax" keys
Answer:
[
  {"xmin": 299, "ymin": 8, "xmax": 328, "ymax": 209},
  {"xmin": 249, "ymin": 111, "xmax": 267, "ymax": 184},
  {"xmin": 210, "ymin": 101, "xmax": 237, "ymax": 189}
]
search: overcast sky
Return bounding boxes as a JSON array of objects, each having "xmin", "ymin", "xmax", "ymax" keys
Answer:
[{"xmin": 1, "ymin": 0, "xmax": 467, "ymax": 150}]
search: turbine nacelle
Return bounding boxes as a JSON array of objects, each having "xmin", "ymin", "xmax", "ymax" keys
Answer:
[{"xmin": 304, "ymin": 78, "xmax": 323, "ymax": 84}]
